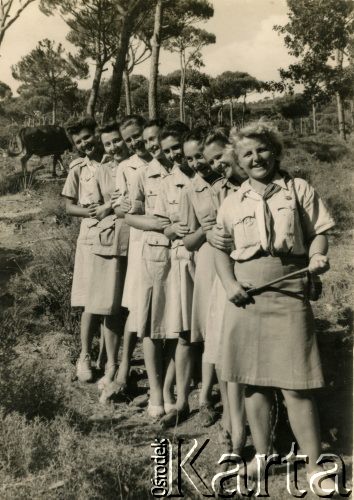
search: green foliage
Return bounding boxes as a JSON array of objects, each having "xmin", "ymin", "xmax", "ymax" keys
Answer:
[
  {"xmin": 274, "ymin": 94, "xmax": 310, "ymax": 120},
  {"xmin": 11, "ymin": 39, "xmax": 89, "ymax": 122},
  {"xmin": 164, "ymin": 68, "xmax": 210, "ymax": 89},
  {"xmin": 274, "ymin": 0, "xmax": 353, "ymax": 138},
  {"xmin": 0, "ymin": 81, "xmax": 12, "ymax": 100},
  {"xmin": 212, "ymin": 71, "xmax": 261, "ymax": 100},
  {"xmin": 164, "ymin": 26, "xmax": 215, "ymax": 69}
]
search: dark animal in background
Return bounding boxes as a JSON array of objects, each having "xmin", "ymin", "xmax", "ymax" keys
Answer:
[{"xmin": 7, "ymin": 125, "xmax": 72, "ymax": 177}]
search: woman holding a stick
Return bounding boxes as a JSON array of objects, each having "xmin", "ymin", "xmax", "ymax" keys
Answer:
[{"xmin": 215, "ymin": 122, "xmax": 335, "ymax": 493}]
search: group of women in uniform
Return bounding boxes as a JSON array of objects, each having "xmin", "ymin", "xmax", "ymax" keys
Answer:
[{"xmin": 61, "ymin": 115, "xmax": 336, "ymax": 492}]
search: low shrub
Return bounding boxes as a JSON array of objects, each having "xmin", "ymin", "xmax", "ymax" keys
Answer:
[{"xmin": 8, "ymin": 226, "xmax": 79, "ymax": 336}]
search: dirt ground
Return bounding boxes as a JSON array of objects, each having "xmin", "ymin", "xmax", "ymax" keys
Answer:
[{"xmin": 0, "ymin": 165, "xmax": 352, "ymax": 499}]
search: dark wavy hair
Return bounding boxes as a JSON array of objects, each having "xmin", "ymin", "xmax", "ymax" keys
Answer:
[
  {"xmin": 119, "ymin": 114, "xmax": 146, "ymax": 132},
  {"xmin": 97, "ymin": 121, "xmax": 121, "ymax": 136},
  {"xmin": 65, "ymin": 116, "xmax": 97, "ymax": 138}
]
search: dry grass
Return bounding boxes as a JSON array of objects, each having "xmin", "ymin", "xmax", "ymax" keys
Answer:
[{"xmin": 0, "ymin": 132, "xmax": 352, "ymax": 499}]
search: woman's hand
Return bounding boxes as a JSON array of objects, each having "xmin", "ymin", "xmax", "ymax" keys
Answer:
[
  {"xmin": 201, "ymin": 214, "xmax": 217, "ymax": 232},
  {"xmin": 226, "ymin": 281, "xmax": 253, "ymax": 307},
  {"xmin": 164, "ymin": 222, "xmax": 189, "ymax": 240},
  {"xmin": 120, "ymin": 196, "xmax": 131, "ymax": 213},
  {"xmin": 150, "ymin": 217, "xmax": 171, "ymax": 232},
  {"xmin": 206, "ymin": 225, "xmax": 233, "ymax": 251},
  {"xmin": 88, "ymin": 203, "xmax": 100, "ymax": 218},
  {"xmin": 309, "ymin": 253, "xmax": 330, "ymax": 275},
  {"xmin": 94, "ymin": 204, "xmax": 111, "ymax": 221},
  {"xmin": 110, "ymin": 190, "xmax": 120, "ymax": 202}
]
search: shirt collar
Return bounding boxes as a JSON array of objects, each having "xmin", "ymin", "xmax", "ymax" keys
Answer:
[
  {"xmin": 239, "ymin": 173, "xmax": 288, "ymax": 200},
  {"xmin": 125, "ymin": 153, "xmax": 148, "ymax": 170},
  {"xmin": 146, "ymin": 158, "xmax": 169, "ymax": 178},
  {"xmin": 172, "ymin": 165, "xmax": 189, "ymax": 187},
  {"xmin": 218, "ymin": 176, "xmax": 240, "ymax": 190},
  {"xmin": 101, "ymin": 153, "xmax": 112, "ymax": 165},
  {"xmin": 193, "ymin": 173, "xmax": 210, "ymax": 192}
]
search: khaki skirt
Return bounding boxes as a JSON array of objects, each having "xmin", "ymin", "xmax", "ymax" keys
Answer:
[
  {"xmin": 191, "ymin": 242, "xmax": 215, "ymax": 342},
  {"xmin": 137, "ymin": 233, "xmax": 171, "ymax": 339},
  {"xmin": 121, "ymin": 227, "xmax": 143, "ymax": 331},
  {"xmin": 85, "ymin": 255, "xmax": 127, "ymax": 316},
  {"xmin": 218, "ymin": 255, "xmax": 324, "ymax": 390},
  {"xmin": 71, "ymin": 218, "xmax": 98, "ymax": 308}
]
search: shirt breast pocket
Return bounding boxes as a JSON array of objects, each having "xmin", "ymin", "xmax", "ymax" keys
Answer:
[
  {"xmin": 232, "ymin": 212, "xmax": 259, "ymax": 249},
  {"xmin": 195, "ymin": 192, "xmax": 216, "ymax": 224},
  {"xmin": 166, "ymin": 191, "xmax": 180, "ymax": 221},
  {"xmin": 145, "ymin": 177, "xmax": 160, "ymax": 210},
  {"xmin": 144, "ymin": 232, "xmax": 170, "ymax": 262},
  {"xmin": 273, "ymin": 200, "xmax": 296, "ymax": 252},
  {"xmin": 80, "ymin": 170, "xmax": 100, "ymax": 203}
]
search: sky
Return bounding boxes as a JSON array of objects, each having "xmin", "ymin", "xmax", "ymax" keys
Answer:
[{"xmin": 0, "ymin": 0, "xmax": 295, "ymax": 100}]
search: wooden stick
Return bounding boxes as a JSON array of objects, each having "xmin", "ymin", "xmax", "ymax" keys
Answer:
[{"xmin": 247, "ymin": 266, "xmax": 309, "ymax": 296}]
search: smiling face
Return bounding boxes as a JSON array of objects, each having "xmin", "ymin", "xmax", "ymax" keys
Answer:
[
  {"xmin": 183, "ymin": 139, "xmax": 211, "ymax": 178},
  {"xmin": 143, "ymin": 125, "xmax": 161, "ymax": 158},
  {"xmin": 72, "ymin": 128, "xmax": 97, "ymax": 158},
  {"xmin": 101, "ymin": 130, "xmax": 128, "ymax": 163},
  {"xmin": 203, "ymin": 140, "xmax": 247, "ymax": 182},
  {"xmin": 120, "ymin": 123, "xmax": 146, "ymax": 157},
  {"xmin": 160, "ymin": 135, "xmax": 183, "ymax": 167},
  {"xmin": 236, "ymin": 136, "xmax": 277, "ymax": 183},
  {"xmin": 221, "ymin": 146, "xmax": 248, "ymax": 183}
]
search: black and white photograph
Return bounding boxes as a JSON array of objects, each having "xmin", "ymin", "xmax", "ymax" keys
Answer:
[{"xmin": 0, "ymin": 0, "xmax": 352, "ymax": 498}]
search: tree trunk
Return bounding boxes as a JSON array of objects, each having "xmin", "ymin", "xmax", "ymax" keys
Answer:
[
  {"xmin": 179, "ymin": 63, "xmax": 186, "ymax": 122},
  {"xmin": 335, "ymin": 49, "xmax": 346, "ymax": 141},
  {"xmin": 350, "ymin": 100, "xmax": 354, "ymax": 126},
  {"xmin": 124, "ymin": 70, "xmax": 132, "ymax": 115},
  {"xmin": 52, "ymin": 99, "xmax": 57, "ymax": 125},
  {"xmin": 104, "ymin": 14, "xmax": 135, "ymax": 121},
  {"xmin": 336, "ymin": 92, "xmax": 346, "ymax": 140},
  {"xmin": 86, "ymin": 62, "xmax": 104, "ymax": 117},
  {"xmin": 218, "ymin": 105, "xmax": 223, "ymax": 125},
  {"xmin": 241, "ymin": 94, "xmax": 246, "ymax": 127},
  {"xmin": 148, "ymin": 0, "xmax": 163, "ymax": 119},
  {"xmin": 312, "ymin": 102, "xmax": 317, "ymax": 134},
  {"xmin": 229, "ymin": 98, "xmax": 233, "ymax": 126}
]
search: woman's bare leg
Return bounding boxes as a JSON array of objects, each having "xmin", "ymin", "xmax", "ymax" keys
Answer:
[
  {"xmin": 175, "ymin": 334, "xmax": 193, "ymax": 410},
  {"xmin": 143, "ymin": 337, "xmax": 164, "ymax": 407},
  {"xmin": 163, "ymin": 339, "xmax": 177, "ymax": 405},
  {"xmin": 227, "ymin": 382, "xmax": 246, "ymax": 452}
]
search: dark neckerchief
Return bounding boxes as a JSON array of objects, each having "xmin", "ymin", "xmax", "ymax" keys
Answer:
[{"xmin": 204, "ymin": 171, "xmax": 222, "ymax": 185}]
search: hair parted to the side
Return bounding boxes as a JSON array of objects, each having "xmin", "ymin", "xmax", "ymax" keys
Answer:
[
  {"xmin": 159, "ymin": 121, "xmax": 190, "ymax": 142},
  {"xmin": 230, "ymin": 121, "xmax": 283, "ymax": 159},
  {"xmin": 143, "ymin": 118, "xmax": 166, "ymax": 131},
  {"xmin": 119, "ymin": 114, "xmax": 146, "ymax": 132},
  {"xmin": 203, "ymin": 128, "xmax": 231, "ymax": 149},
  {"xmin": 98, "ymin": 121, "xmax": 121, "ymax": 136},
  {"xmin": 65, "ymin": 116, "xmax": 97, "ymax": 138},
  {"xmin": 183, "ymin": 126, "xmax": 208, "ymax": 144}
]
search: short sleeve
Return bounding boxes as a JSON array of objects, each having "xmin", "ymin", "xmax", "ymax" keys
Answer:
[
  {"xmin": 295, "ymin": 178, "xmax": 335, "ymax": 238},
  {"xmin": 129, "ymin": 169, "xmax": 145, "ymax": 215},
  {"xmin": 179, "ymin": 187, "xmax": 200, "ymax": 232},
  {"xmin": 154, "ymin": 180, "xmax": 170, "ymax": 220},
  {"xmin": 61, "ymin": 167, "xmax": 79, "ymax": 200},
  {"xmin": 216, "ymin": 197, "xmax": 233, "ymax": 237}
]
